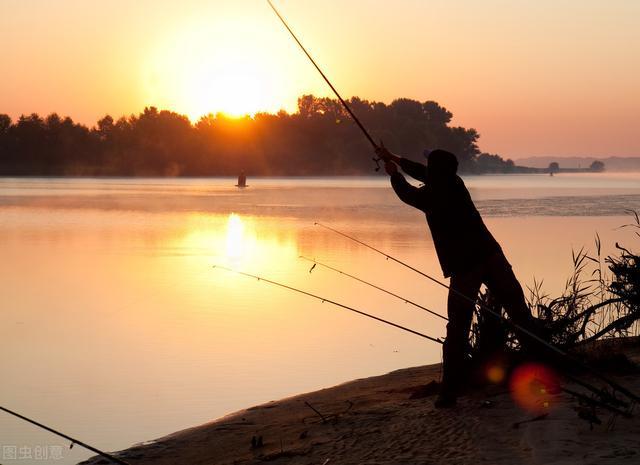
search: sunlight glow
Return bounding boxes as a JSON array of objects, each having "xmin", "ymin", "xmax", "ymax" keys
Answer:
[{"xmin": 142, "ymin": 17, "xmax": 294, "ymax": 120}]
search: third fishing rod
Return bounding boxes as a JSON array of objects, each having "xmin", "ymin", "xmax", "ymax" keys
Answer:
[
  {"xmin": 315, "ymin": 222, "xmax": 640, "ymax": 406},
  {"xmin": 0, "ymin": 406, "xmax": 129, "ymax": 465}
]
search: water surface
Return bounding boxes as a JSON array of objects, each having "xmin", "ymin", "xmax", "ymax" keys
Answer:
[{"xmin": 1, "ymin": 173, "xmax": 639, "ymax": 464}]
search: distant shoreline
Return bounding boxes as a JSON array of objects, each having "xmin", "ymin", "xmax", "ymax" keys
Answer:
[
  {"xmin": 515, "ymin": 156, "xmax": 640, "ymax": 172},
  {"xmin": 2, "ymin": 170, "xmax": 638, "ymax": 179}
]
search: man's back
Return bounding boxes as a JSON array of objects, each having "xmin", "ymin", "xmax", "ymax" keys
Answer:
[{"xmin": 390, "ymin": 161, "xmax": 502, "ymax": 277}]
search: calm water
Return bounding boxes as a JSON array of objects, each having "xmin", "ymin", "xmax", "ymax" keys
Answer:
[{"xmin": 1, "ymin": 173, "xmax": 639, "ymax": 464}]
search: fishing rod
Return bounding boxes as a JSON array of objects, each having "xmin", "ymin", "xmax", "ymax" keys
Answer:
[
  {"xmin": 299, "ymin": 255, "xmax": 447, "ymax": 322},
  {"xmin": 266, "ymin": 0, "xmax": 382, "ymax": 171},
  {"xmin": 0, "ymin": 405, "xmax": 129, "ymax": 465},
  {"xmin": 213, "ymin": 265, "xmax": 443, "ymax": 344},
  {"xmin": 560, "ymin": 387, "xmax": 632, "ymax": 419},
  {"xmin": 314, "ymin": 222, "xmax": 640, "ymax": 405}
]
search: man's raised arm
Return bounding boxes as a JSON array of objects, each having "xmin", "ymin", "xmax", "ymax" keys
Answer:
[{"xmin": 375, "ymin": 145, "xmax": 428, "ymax": 183}]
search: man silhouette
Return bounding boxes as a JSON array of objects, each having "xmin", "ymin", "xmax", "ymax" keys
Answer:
[{"xmin": 377, "ymin": 146, "xmax": 538, "ymax": 408}]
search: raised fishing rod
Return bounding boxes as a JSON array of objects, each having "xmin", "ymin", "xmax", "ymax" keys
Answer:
[
  {"xmin": 299, "ymin": 255, "xmax": 447, "ymax": 322},
  {"xmin": 213, "ymin": 265, "xmax": 443, "ymax": 344},
  {"xmin": 266, "ymin": 0, "xmax": 382, "ymax": 171},
  {"xmin": 0, "ymin": 405, "xmax": 130, "ymax": 465},
  {"xmin": 315, "ymin": 222, "xmax": 640, "ymax": 405}
]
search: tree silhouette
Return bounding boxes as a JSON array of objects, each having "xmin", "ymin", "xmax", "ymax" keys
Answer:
[{"xmin": 0, "ymin": 95, "xmax": 524, "ymax": 176}]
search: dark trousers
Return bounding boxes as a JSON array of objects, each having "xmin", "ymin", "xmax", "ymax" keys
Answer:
[{"xmin": 441, "ymin": 252, "xmax": 535, "ymax": 393}]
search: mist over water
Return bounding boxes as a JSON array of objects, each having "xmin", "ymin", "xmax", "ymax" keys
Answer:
[
  {"xmin": 1, "ymin": 172, "xmax": 639, "ymax": 216},
  {"xmin": 1, "ymin": 173, "xmax": 639, "ymax": 464}
]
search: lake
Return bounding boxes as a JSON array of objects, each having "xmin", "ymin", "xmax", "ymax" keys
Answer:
[{"xmin": 1, "ymin": 173, "xmax": 639, "ymax": 464}]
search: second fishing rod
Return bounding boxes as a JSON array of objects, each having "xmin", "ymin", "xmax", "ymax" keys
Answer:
[{"xmin": 299, "ymin": 255, "xmax": 447, "ymax": 322}]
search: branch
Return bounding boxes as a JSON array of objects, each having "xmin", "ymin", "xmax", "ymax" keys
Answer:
[{"xmin": 580, "ymin": 312, "xmax": 640, "ymax": 345}]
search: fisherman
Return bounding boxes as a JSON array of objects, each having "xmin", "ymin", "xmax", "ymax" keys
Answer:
[{"xmin": 377, "ymin": 146, "xmax": 539, "ymax": 408}]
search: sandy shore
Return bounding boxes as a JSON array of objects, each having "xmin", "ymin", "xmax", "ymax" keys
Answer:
[{"xmin": 80, "ymin": 342, "xmax": 640, "ymax": 464}]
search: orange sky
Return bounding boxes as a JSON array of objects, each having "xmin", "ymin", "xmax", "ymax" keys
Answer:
[{"xmin": 1, "ymin": 0, "xmax": 638, "ymax": 158}]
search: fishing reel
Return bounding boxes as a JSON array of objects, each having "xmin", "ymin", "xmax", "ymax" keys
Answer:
[{"xmin": 372, "ymin": 156, "xmax": 382, "ymax": 172}]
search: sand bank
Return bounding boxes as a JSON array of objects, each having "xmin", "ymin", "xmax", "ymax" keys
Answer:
[{"xmin": 80, "ymin": 343, "xmax": 640, "ymax": 464}]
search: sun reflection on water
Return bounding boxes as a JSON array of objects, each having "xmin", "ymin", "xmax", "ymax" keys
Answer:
[
  {"xmin": 177, "ymin": 212, "xmax": 300, "ymax": 276},
  {"xmin": 225, "ymin": 213, "xmax": 246, "ymax": 261}
]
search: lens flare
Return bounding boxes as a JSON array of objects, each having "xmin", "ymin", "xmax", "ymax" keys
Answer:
[
  {"xmin": 487, "ymin": 364, "xmax": 506, "ymax": 384},
  {"xmin": 509, "ymin": 362, "xmax": 560, "ymax": 414}
]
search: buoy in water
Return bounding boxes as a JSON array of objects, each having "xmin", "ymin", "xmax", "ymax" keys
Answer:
[{"xmin": 236, "ymin": 172, "xmax": 248, "ymax": 188}]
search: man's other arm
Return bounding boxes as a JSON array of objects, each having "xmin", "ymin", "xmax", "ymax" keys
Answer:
[
  {"xmin": 390, "ymin": 171, "xmax": 423, "ymax": 210},
  {"xmin": 397, "ymin": 158, "xmax": 428, "ymax": 183}
]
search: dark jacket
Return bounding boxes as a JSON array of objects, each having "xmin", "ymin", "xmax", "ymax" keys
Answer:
[{"xmin": 390, "ymin": 157, "xmax": 502, "ymax": 277}]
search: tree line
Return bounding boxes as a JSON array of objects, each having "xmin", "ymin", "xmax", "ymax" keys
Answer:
[
  {"xmin": 548, "ymin": 160, "xmax": 605, "ymax": 173},
  {"xmin": 0, "ymin": 95, "xmax": 520, "ymax": 176}
]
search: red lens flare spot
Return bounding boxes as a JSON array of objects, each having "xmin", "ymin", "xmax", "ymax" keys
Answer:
[{"xmin": 509, "ymin": 363, "xmax": 559, "ymax": 414}]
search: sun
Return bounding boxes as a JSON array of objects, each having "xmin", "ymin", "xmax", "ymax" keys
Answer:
[
  {"xmin": 141, "ymin": 17, "xmax": 295, "ymax": 121},
  {"xmin": 173, "ymin": 49, "xmax": 272, "ymax": 119}
]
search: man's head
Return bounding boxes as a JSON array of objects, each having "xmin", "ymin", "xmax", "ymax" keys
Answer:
[{"xmin": 425, "ymin": 149, "xmax": 458, "ymax": 181}]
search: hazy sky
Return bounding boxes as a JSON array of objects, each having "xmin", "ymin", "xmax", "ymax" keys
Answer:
[{"xmin": 1, "ymin": 0, "xmax": 639, "ymax": 158}]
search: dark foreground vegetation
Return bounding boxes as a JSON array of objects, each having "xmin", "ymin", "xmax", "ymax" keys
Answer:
[
  {"xmin": 472, "ymin": 212, "xmax": 640, "ymax": 359},
  {"xmin": 0, "ymin": 95, "xmax": 530, "ymax": 176}
]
